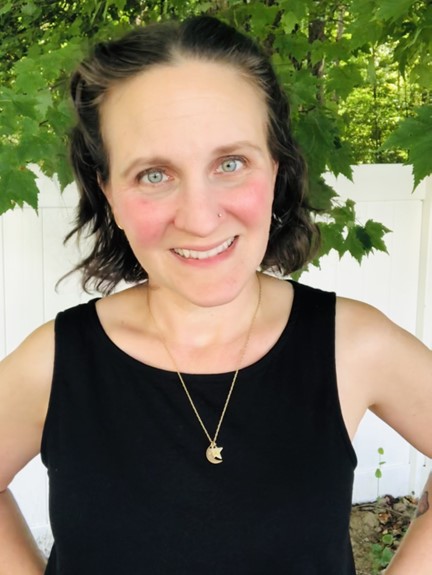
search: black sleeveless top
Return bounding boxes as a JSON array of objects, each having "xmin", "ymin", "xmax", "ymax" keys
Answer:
[{"xmin": 41, "ymin": 281, "xmax": 357, "ymax": 574}]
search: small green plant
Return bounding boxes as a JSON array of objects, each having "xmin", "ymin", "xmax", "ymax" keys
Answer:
[
  {"xmin": 375, "ymin": 447, "xmax": 386, "ymax": 497},
  {"xmin": 371, "ymin": 533, "xmax": 394, "ymax": 574}
]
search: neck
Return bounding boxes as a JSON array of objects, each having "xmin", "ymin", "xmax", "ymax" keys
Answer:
[{"xmin": 146, "ymin": 273, "xmax": 262, "ymax": 352}]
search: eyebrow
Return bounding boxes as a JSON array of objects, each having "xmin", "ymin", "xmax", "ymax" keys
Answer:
[{"xmin": 120, "ymin": 141, "xmax": 265, "ymax": 178}]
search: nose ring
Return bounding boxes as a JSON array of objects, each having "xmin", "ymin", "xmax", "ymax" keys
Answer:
[{"xmin": 217, "ymin": 212, "xmax": 222, "ymax": 218}]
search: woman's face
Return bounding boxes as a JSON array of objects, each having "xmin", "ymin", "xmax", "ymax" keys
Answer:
[{"xmin": 101, "ymin": 59, "xmax": 278, "ymax": 307}]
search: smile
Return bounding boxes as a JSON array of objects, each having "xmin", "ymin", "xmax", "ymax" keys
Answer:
[{"xmin": 172, "ymin": 237, "xmax": 236, "ymax": 260}]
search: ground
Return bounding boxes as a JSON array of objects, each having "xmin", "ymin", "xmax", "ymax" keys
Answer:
[{"xmin": 350, "ymin": 495, "xmax": 417, "ymax": 574}]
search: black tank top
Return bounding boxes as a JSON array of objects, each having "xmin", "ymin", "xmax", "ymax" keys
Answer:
[{"xmin": 41, "ymin": 281, "xmax": 357, "ymax": 574}]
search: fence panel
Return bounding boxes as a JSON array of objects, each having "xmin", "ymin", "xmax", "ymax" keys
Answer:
[
  {"xmin": 302, "ymin": 165, "xmax": 432, "ymax": 502},
  {"xmin": 0, "ymin": 165, "xmax": 430, "ymax": 541}
]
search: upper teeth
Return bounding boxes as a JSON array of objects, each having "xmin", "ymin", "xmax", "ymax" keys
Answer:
[{"xmin": 173, "ymin": 237, "xmax": 235, "ymax": 260}]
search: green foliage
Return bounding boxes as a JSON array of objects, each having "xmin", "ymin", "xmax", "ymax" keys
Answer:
[
  {"xmin": 315, "ymin": 202, "xmax": 390, "ymax": 266},
  {"xmin": 375, "ymin": 447, "xmax": 386, "ymax": 480},
  {"xmin": 375, "ymin": 447, "xmax": 386, "ymax": 502},
  {"xmin": 339, "ymin": 46, "xmax": 418, "ymax": 164},
  {"xmin": 371, "ymin": 533, "xmax": 395, "ymax": 574},
  {"xmin": 384, "ymin": 106, "xmax": 432, "ymax": 188},
  {"xmin": 1, "ymin": 0, "xmax": 431, "ymax": 268}
]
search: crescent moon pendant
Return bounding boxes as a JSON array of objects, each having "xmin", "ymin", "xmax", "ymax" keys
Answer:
[{"xmin": 206, "ymin": 443, "xmax": 223, "ymax": 464}]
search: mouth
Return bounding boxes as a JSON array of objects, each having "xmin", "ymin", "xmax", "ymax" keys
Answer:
[{"xmin": 172, "ymin": 237, "xmax": 236, "ymax": 260}]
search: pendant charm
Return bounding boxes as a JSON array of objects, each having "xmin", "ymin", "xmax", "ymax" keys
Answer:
[{"xmin": 206, "ymin": 442, "xmax": 223, "ymax": 464}]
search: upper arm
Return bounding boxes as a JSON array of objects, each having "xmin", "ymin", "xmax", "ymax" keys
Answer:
[
  {"xmin": 336, "ymin": 298, "xmax": 432, "ymax": 456},
  {"xmin": 0, "ymin": 321, "xmax": 55, "ymax": 491}
]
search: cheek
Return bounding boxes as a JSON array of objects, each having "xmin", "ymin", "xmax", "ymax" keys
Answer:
[
  {"xmin": 116, "ymin": 196, "xmax": 170, "ymax": 246},
  {"xmin": 230, "ymin": 176, "xmax": 274, "ymax": 227}
]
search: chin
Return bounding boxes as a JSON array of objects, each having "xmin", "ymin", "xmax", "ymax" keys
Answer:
[{"xmin": 178, "ymin": 275, "xmax": 257, "ymax": 309}]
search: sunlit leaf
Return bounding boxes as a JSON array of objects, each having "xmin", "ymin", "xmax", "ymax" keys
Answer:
[
  {"xmin": 376, "ymin": 0, "xmax": 417, "ymax": 22},
  {"xmin": 384, "ymin": 106, "xmax": 432, "ymax": 187}
]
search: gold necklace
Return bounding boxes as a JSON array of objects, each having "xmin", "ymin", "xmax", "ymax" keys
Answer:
[{"xmin": 147, "ymin": 274, "xmax": 261, "ymax": 464}]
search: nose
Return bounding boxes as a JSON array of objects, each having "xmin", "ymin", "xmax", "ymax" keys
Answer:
[{"xmin": 173, "ymin": 177, "xmax": 222, "ymax": 237}]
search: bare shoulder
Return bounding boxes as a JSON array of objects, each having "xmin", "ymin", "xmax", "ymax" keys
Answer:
[
  {"xmin": 337, "ymin": 296, "xmax": 395, "ymax": 335},
  {"xmin": 335, "ymin": 296, "xmax": 432, "ymax": 455},
  {"xmin": 0, "ymin": 320, "xmax": 55, "ymax": 490},
  {"xmin": 95, "ymin": 284, "xmax": 146, "ymax": 329},
  {"xmin": 336, "ymin": 296, "xmax": 429, "ymax": 363}
]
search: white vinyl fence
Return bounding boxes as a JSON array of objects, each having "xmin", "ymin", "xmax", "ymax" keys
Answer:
[{"xmin": 1, "ymin": 164, "xmax": 431, "ymax": 548}]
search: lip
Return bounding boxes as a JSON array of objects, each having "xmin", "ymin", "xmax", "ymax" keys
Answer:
[{"xmin": 171, "ymin": 236, "xmax": 237, "ymax": 263}]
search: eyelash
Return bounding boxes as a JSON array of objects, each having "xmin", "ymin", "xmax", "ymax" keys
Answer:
[{"xmin": 135, "ymin": 155, "xmax": 247, "ymax": 186}]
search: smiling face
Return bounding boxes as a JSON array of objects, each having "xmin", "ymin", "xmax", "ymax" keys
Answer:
[{"xmin": 101, "ymin": 59, "xmax": 278, "ymax": 307}]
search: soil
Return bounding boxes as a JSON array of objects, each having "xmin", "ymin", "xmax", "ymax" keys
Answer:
[{"xmin": 350, "ymin": 495, "xmax": 417, "ymax": 574}]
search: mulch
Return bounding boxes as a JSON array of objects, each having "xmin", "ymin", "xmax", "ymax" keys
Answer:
[{"xmin": 350, "ymin": 495, "xmax": 417, "ymax": 574}]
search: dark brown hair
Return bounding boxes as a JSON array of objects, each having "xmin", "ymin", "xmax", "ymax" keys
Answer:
[{"xmin": 67, "ymin": 15, "xmax": 319, "ymax": 293}]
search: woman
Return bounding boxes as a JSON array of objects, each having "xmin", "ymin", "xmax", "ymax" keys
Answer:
[{"xmin": 0, "ymin": 15, "xmax": 431, "ymax": 575}]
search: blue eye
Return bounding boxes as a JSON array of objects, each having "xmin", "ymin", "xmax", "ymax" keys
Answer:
[
  {"xmin": 218, "ymin": 158, "xmax": 244, "ymax": 173},
  {"xmin": 139, "ymin": 169, "xmax": 168, "ymax": 184}
]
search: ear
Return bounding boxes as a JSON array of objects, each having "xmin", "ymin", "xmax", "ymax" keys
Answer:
[
  {"xmin": 97, "ymin": 173, "xmax": 123, "ymax": 230},
  {"xmin": 97, "ymin": 172, "xmax": 109, "ymax": 198},
  {"xmin": 272, "ymin": 160, "xmax": 279, "ymax": 185}
]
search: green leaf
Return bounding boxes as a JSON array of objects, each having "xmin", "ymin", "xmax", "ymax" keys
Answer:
[
  {"xmin": 11, "ymin": 94, "xmax": 40, "ymax": 121},
  {"xmin": 308, "ymin": 176, "xmax": 338, "ymax": 211},
  {"xmin": 365, "ymin": 221, "xmax": 390, "ymax": 252},
  {"xmin": 375, "ymin": 469, "xmax": 382, "ymax": 479},
  {"xmin": 327, "ymin": 137, "xmax": 354, "ymax": 181},
  {"xmin": 295, "ymin": 108, "xmax": 353, "ymax": 180},
  {"xmin": 381, "ymin": 546, "xmax": 394, "ymax": 564},
  {"xmin": 410, "ymin": 62, "xmax": 432, "ymax": 90},
  {"xmin": 384, "ymin": 106, "xmax": 432, "ymax": 187},
  {"xmin": 13, "ymin": 58, "xmax": 47, "ymax": 93},
  {"xmin": 278, "ymin": 0, "xmax": 308, "ymax": 21},
  {"xmin": 0, "ymin": 1, "xmax": 12, "ymax": 17},
  {"xmin": 323, "ymin": 39, "xmax": 354, "ymax": 64},
  {"xmin": 21, "ymin": 1, "xmax": 39, "ymax": 17},
  {"xmin": 315, "ymin": 222, "xmax": 345, "ymax": 259},
  {"xmin": 353, "ymin": 221, "xmax": 390, "ymax": 256},
  {"xmin": 309, "ymin": 40, "xmax": 326, "ymax": 69},
  {"xmin": 55, "ymin": 153, "xmax": 74, "ymax": 191},
  {"xmin": 355, "ymin": 226, "xmax": 373, "ymax": 251},
  {"xmin": 0, "ymin": 166, "xmax": 38, "ymax": 213},
  {"xmin": 382, "ymin": 534, "xmax": 394, "ymax": 546},
  {"xmin": 326, "ymin": 62, "xmax": 364, "ymax": 100},
  {"xmin": 378, "ymin": 447, "xmax": 385, "ymax": 455},
  {"xmin": 295, "ymin": 110, "xmax": 335, "ymax": 173},
  {"xmin": 332, "ymin": 200, "xmax": 356, "ymax": 227},
  {"xmin": 376, "ymin": 0, "xmax": 417, "ymax": 22},
  {"xmin": 280, "ymin": 69, "xmax": 319, "ymax": 114},
  {"xmin": 280, "ymin": 11, "xmax": 300, "ymax": 35},
  {"xmin": 246, "ymin": 4, "xmax": 279, "ymax": 40},
  {"xmin": 344, "ymin": 226, "xmax": 366, "ymax": 263},
  {"xmin": 348, "ymin": 0, "xmax": 384, "ymax": 47},
  {"xmin": 35, "ymin": 91, "xmax": 53, "ymax": 116},
  {"xmin": 274, "ymin": 30, "xmax": 310, "ymax": 66}
]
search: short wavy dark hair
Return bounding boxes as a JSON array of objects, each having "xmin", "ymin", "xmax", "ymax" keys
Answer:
[{"xmin": 67, "ymin": 15, "xmax": 319, "ymax": 293}]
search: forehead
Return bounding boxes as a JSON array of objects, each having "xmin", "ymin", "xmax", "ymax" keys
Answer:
[{"xmin": 99, "ymin": 59, "xmax": 269, "ymax": 158}]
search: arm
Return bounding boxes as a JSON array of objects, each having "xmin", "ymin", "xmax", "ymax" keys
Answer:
[
  {"xmin": 0, "ymin": 322, "xmax": 54, "ymax": 574},
  {"xmin": 336, "ymin": 299, "xmax": 432, "ymax": 574},
  {"xmin": 0, "ymin": 489, "xmax": 46, "ymax": 574},
  {"xmin": 383, "ymin": 473, "xmax": 432, "ymax": 574}
]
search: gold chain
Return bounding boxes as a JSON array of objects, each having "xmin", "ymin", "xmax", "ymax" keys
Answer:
[{"xmin": 147, "ymin": 274, "xmax": 262, "ymax": 463}]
